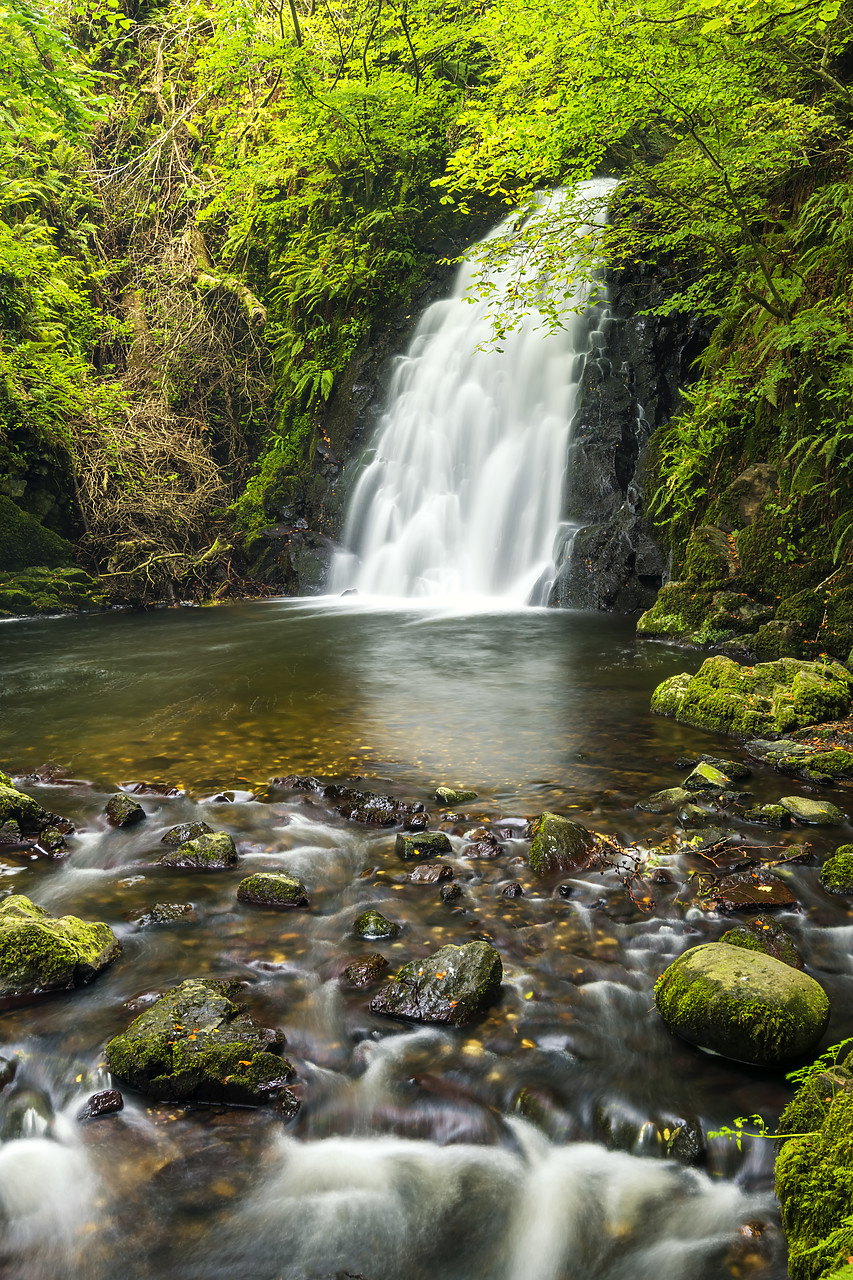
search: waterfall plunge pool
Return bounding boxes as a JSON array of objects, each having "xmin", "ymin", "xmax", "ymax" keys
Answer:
[{"xmin": 0, "ymin": 597, "xmax": 849, "ymax": 1278}]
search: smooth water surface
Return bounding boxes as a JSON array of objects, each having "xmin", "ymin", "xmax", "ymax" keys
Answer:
[{"xmin": 0, "ymin": 600, "xmax": 851, "ymax": 1280}]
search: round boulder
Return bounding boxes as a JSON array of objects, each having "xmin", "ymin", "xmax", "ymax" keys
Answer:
[
  {"xmin": 353, "ymin": 909, "xmax": 399, "ymax": 939},
  {"xmin": 820, "ymin": 845, "xmax": 853, "ymax": 895},
  {"xmin": 654, "ymin": 942, "xmax": 829, "ymax": 1066},
  {"xmin": 237, "ymin": 872, "xmax": 308, "ymax": 909}
]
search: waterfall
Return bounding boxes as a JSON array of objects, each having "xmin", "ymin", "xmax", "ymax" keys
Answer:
[{"xmin": 331, "ymin": 178, "xmax": 618, "ymax": 603}]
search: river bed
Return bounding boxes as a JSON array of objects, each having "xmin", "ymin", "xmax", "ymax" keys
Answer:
[{"xmin": 1, "ymin": 598, "xmax": 851, "ymax": 1279}]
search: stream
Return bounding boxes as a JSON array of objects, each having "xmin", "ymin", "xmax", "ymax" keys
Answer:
[{"xmin": 1, "ymin": 599, "xmax": 851, "ymax": 1278}]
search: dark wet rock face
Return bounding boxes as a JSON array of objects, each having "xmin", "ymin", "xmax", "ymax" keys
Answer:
[
  {"xmin": 353, "ymin": 910, "xmax": 399, "ymax": 939},
  {"xmin": 160, "ymin": 821, "xmax": 214, "ymax": 846},
  {"xmin": 105, "ymin": 793, "xmax": 146, "ymax": 828},
  {"xmin": 440, "ymin": 883, "xmax": 463, "ymax": 903},
  {"xmin": 704, "ymin": 869, "xmax": 797, "ymax": 912},
  {"xmin": 528, "ymin": 813, "xmax": 599, "ymax": 875},
  {"xmin": 720, "ymin": 915, "xmax": 804, "ymax": 969},
  {"xmin": 395, "ymin": 831, "xmax": 452, "ymax": 860},
  {"xmin": 341, "ymin": 953, "xmax": 389, "ymax": 987},
  {"xmin": 0, "ymin": 894, "xmax": 121, "ymax": 1001},
  {"xmin": 156, "ymin": 832, "xmax": 238, "ymax": 869},
  {"xmin": 78, "ymin": 1089, "xmax": 124, "ymax": 1122},
  {"xmin": 370, "ymin": 940, "xmax": 502, "ymax": 1026},
  {"xmin": 237, "ymin": 872, "xmax": 309, "ymax": 909},
  {"xmin": 654, "ymin": 942, "xmax": 829, "ymax": 1066},
  {"xmin": 104, "ymin": 978, "xmax": 297, "ymax": 1109},
  {"xmin": 325, "ymin": 784, "xmax": 422, "ymax": 826}
]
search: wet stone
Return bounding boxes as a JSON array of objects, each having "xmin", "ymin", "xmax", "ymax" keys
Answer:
[
  {"xmin": 121, "ymin": 781, "xmax": 183, "ymax": 797},
  {"xmin": 699, "ymin": 755, "xmax": 751, "ymax": 780},
  {"xmin": 395, "ymin": 831, "xmax": 452, "ymax": 860},
  {"xmin": 160, "ymin": 821, "xmax": 214, "ymax": 846},
  {"xmin": 440, "ymin": 883, "xmax": 463, "ymax": 903},
  {"xmin": 408, "ymin": 862, "xmax": 453, "ymax": 884},
  {"xmin": 779, "ymin": 795, "xmax": 846, "ymax": 825},
  {"xmin": 370, "ymin": 939, "xmax": 503, "ymax": 1026},
  {"xmin": 402, "ymin": 811, "xmax": 430, "ymax": 831},
  {"xmin": 353, "ymin": 909, "xmax": 399, "ymax": 939},
  {"xmin": 341, "ymin": 953, "xmax": 389, "ymax": 987},
  {"xmin": 237, "ymin": 872, "xmax": 309, "ymax": 909},
  {"xmin": 743, "ymin": 804, "xmax": 791, "ymax": 827},
  {"xmin": 637, "ymin": 787, "xmax": 693, "ymax": 814},
  {"xmin": 0, "ymin": 894, "xmax": 121, "ymax": 1001},
  {"xmin": 78, "ymin": 1089, "xmax": 124, "ymax": 1122},
  {"xmin": 156, "ymin": 831, "xmax": 238, "ymax": 869},
  {"xmin": 665, "ymin": 1121, "xmax": 705, "ymax": 1166},
  {"xmin": 104, "ymin": 978, "xmax": 296, "ymax": 1108},
  {"xmin": 528, "ymin": 813, "xmax": 599, "ymax": 875},
  {"xmin": 465, "ymin": 839, "xmax": 503, "ymax": 859},
  {"xmin": 502, "ymin": 881, "xmax": 524, "ymax": 898},
  {"xmin": 435, "ymin": 786, "xmax": 479, "ymax": 805},
  {"xmin": 683, "ymin": 761, "xmax": 731, "ymax": 792},
  {"xmin": 720, "ymin": 914, "xmax": 804, "ymax": 969},
  {"xmin": 820, "ymin": 845, "xmax": 853, "ymax": 895},
  {"xmin": 271, "ymin": 774, "xmax": 324, "ymax": 792},
  {"xmin": 0, "ymin": 1055, "xmax": 17, "ymax": 1090},
  {"xmin": 105, "ymin": 793, "xmax": 146, "ymax": 828},
  {"xmin": 325, "ymin": 784, "xmax": 422, "ymax": 826},
  {"xmin": 0, "ymin": 783, "xmax": 54, "ymax": 835},
  {"xmin": 132, "ymin": 902, "xmax": 196, "ymax": 928},
  {"xmin": 34, "ymin": 825, "xmax": 69, "ymax": 858},
  {"xmin": 706, "ymin": 869, "xmax": 797, "ymax": 912}
]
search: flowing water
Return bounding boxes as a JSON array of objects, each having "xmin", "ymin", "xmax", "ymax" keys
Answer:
[
  {"xmin": 0, "ymin": 191, "xmax": 849, "ymax": 1278},
  {"xmin": 1, "ymin": 600, "xmax": 852, "ymax": 1279},
  {"xmin": 331, "ymin": 180, "xmax": 617, "ymax": 603}
]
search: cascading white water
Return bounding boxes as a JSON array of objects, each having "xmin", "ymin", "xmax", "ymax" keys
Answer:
[{"xmin": 331, "ymin": 178, "xmax": 618, "ymax": 603}]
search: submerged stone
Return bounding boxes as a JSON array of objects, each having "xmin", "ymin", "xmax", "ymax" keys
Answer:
[
  {"xmin": 105, "ymin": 793, "xmax": 146, "ymax": 828},
  {"xmin": 104, "ymin": 978, "xmax": 296, "ymax": 1108},
  {"xmin": 706, "ymin": 869, "xmax": 797, "ymax": 912},
  {"xmin": 354, "ymin": 909, "xmax": 399, "ymax": 939},
  {"xmin": 0, "ymin": 895, "xmax": 121, "ymax": 1001},
  {"xmin": 654, "ymin": 942, "xmax": 829, "ymax": 1065},
  {"xmin": 651, "ymin": 656, "xmax": 853, "ymax": 738},
  {"xmin": 132, "ymin": 903, "xmax": 196, "ymax": 928},
  {"xmin": 720, "ymin": 914, "xmax": 803, "ymax": 969},
  {"xmin": 408, "ymin": 862, "xmax": 453, "ymax": 883},
  {"xmin": 395, "ymin": 831, "xmax": 452, "ymax": 860},
  {"xmin": 780, "ymin": 795, "xmax": 845, "ymax": 825},
  {"xmin": 341, "ymin": 953, "xmax": 388, "ymax": 987},
  {"xmin": 637, "ymin": 787, "xmax": 693, "ymax": 814},
  {"xmin": 160, "ymin": 821, "xmax": 213, "ymax": 846},
  {"xmin": 370, "ymin": 940, "xmax": 502, "ymax": 1025},
  {"xmin": 435, "ymin": 786, "xmax": 478, "ymax": 805},
  {"xmin": 237, "ymin": 872, "xmax": 309, "ymax": 908},
  {"xmin": 157, "ymin": 831, "xmax": 238, "ymax": 869},
  {"xmin": 528, "ymin": 812, "xmax": 599, "ymax": 875},
  {"xmin": 440, "ymin": 882, "xmax": 463, "ymax": 903},
  {"xmin": 820, "ymin": 845, "xmax": 853, "ymax": 895}
]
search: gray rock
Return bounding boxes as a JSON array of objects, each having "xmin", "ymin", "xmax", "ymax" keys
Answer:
[
  {"xmin": 779, "ymin": 796, "xmax": 845, "ymax": 825},
  {"xmin": 370, "ymin": 940, "xmax": 502, "ymax": 1025},
  {"xmin": 637, "ymin": 787, "xmax": 693, "ymax": 814},
  {"xmin": 160, "ymin": 821, "xmax": 213, "ymax": 846},
  {"xmin": 654, "ymin": 942, "xmax": 829, "ymax": 1065}
]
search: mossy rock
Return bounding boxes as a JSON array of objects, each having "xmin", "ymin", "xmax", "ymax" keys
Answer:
[
  {"xmin": 435, "ymin": 786, "xmax": 478, "ymax": 805},
  {"xmin": 0, "ymin": 783, "xmax": 52, "ymax": 834},
  {"xmin": 0, "ymin": 895, "xmax": 121, "ymax": 1001},
  {"xmin": 720, "ymin": 914, "xmax": 803, "ymax": 969},
  {"xmin": 237, "ymin": 872, "xmax": 308, "ymax": 909},
  {"xmin": 803, "ymin": 751, "xmax": 853, "ymax": 779},
  {"xmin": 636, "ymin": 582, "xmax": 713, "ymax": 639},
  {"xmin": 528, "ymin": 812, "xmax": 598, "ymax": 874},
  {"xmin": 0, "ymin": 496, "xmax": 72, "ymax": 571},
  {"xmin": 160, "ymin": 821, "xmax": 213, "ymax": 845},
  {"xmin": 681, "ymin": 526, "xmax": 741, "ymax": 586},
  {"xmin": 743, "ymin": 803, "xmax": 791, "ymax": 828},
  {"xmin": 636, "ymin": 786, "xmax": 693, "ymax": 814},
  {"xmin": 341, "ymin": 953, "xmax": 389, "ymax": 987},
  {"xmin": 370, "ymin": 940, "xmax": 502, "ymax": 1025},
  {"xmin": 395, "ymin": 831, "xmax": 451, "ymax": 860},
  {"xmin": 682, "ymin": 761, "xmax": 730, "ymax": 792},
  {"xmin": 0, "ymin": 564, "xmax": 104, "ymax": 616},
  {"xmin": 156, "ymin": 832, "xmax": 238, "ymax": 869},
  {"xmin": 780, "ymin": 796, "xmax": 846, "ymax": 826},
  {"xmin": 651, "ymin": 655, "xmax": 853, "ymax": 738},
  {"xmin": 654, "ymin": 942, "xmax": 829, "ymax": 1065},
  {"xmin": 819, "ymin": 585, "xmax": 853, "ymax": 661},
  {"xmin": 353, "ymin": 909, "xmax": 398, "ymax": 939},
  {"xmin": 750, "ymin": 620, "xmax": 808, "ymax": 661},
  {"xmin": 104, "ymin": 978, "xmax": 297, "ymax": 1110},
  {"xmin": 820, "ymin": 846, "xmax": 853, "ymax": 895},
  {"xmin": 105, "ymin": 793, "xmax": 146, "ymax": 828},
  {"xmin": 776, "ymin": 1059, "xmax": 853, "ymax": 1279}
]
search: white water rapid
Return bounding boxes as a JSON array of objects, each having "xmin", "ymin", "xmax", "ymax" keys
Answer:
[{"xmin": 331, "ymin": 178, "xmax": 618, "ymax": 603}]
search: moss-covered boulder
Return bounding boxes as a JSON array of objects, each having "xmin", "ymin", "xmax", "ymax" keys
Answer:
[
  {"xmin": 683, "ymin": 761, "xmax": 730, "ymax": 792},
  {"xmin": 395, "ymin": 831, "xmax": 452, "ymax": 860},
  {"xmin": 720, "ymin": 914, "xmax": 803, "ymax": 969},
  {"xmin": 528, "ymin": 812, "xmax": 599, "ymax": 874},
  {"xmin": 636, "ymin": 786, "xmax": 693, "ymax": 814},
  {"xmin": 160, "ymin": 821, "xmax": 213, "ymax": 845},
  {"xmin": 156, "ymin": 831, "xmax": 238, "ymax": 869},
  {"xmin": 780, "ymin": 796, "xmax": 846, "ymax": 826},
  {"xmin": 654, "ymin": 942, "xmax": 829, "ymax": 1065},
  {"xmin": 104, "ymin": 978, "xmax": 297, "ymax": 1111},
  {"xmin": 370, "ymin": 940, "xmax": 502, "ymax": 1025},
  {"xmin": 105, "ymin": 793, "xmax": 146, "ymax": 828},
  {"xmin": 651, "ymin": 655, "xmax": 853, "ymax": 738},
  {"xmin": 820, "ymin": 846, "xmax": 853, "ymax": 895},
  {"xmin": 742, "ymin": 803, "xmax": 791, "ymax": 827},
  {"xmin": 0, "ymin": 895, "xmax": 121, "ymax": 1001},
  {"xmin": 776, "ymin": 1054, "xmax": 853, "ymax": 1279},
  {"xmin": 636, "ymin": 582, "xmax": 713, "ymax": 640},
  {"xmin": 0, "ymin": 495, "xmax": 72, "ymax": 571},
  {"xmin": 0, "ymin": 783, "xmax": 52, "ymax": 834},
  {"xmin": 0, "ymin": 566, "xmax": 105, "ymax": 618},
  {"xmin": 353, "ymin": 909, "xmax": 399, "ymax": 939},
  {"xmin": 237, "ymin": 872, "xmax": 308, "ymax": 909},
  {"xmin": 435, "ymin": 786, "xmax": 478, "ymax": 805}
]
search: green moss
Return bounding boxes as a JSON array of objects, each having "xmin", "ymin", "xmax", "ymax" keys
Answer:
[
  {"xmin": 821, "ymin": 847, "xmax": 853, "ymax": 895},
  {"xmin": 354, "ymin": 909, "xmax": 399, "ymax": 938},
  {"xmin": 528, "ymin": 812, "xmax": 597, "ymax": 874},
  {"xmin": 805, "ymin": 751, "xmax": 853, "ymax": 779},
  {"xmin": 232, "ymin": 413, "xmax": 317, "ymax": 537},
  {"xmin": 0, "ymin": 783, "xmax": 48, "ymax": 832},
  {"xmin": 237, "ymin": 872, "xmax": 308, "ymax": 908},
  {"xmin": 0, "ymin": 565, "xmax": 105, "ymax": 616},
  {"xmin": 0, "ymin": 495, "xmax": 72, "ymax": 572},
  {"xmin": 0, "ymin": 894, "xmax": 121, "ymax": 998},
  {"xmin": 681, "ymin": 526, "xmax": 740, "ymax": 585},
  {"xmin": 637, "ymin": 583, "xmax": 712, "ymax": 638}
]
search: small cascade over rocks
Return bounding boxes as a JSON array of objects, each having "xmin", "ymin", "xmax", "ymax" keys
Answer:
[{"xmin": 331, "ymin": 180, "xmax": 617, "ymax": 603}]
